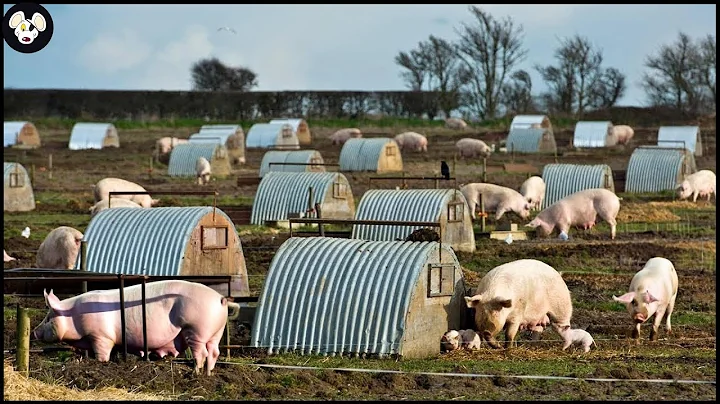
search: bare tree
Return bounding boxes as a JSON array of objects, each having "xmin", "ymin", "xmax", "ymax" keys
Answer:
[
  {"xmin": 454, "ymin": 6, "xmax": 527, "ymax": 119},
  {"xmin": 588, "ymin": 67, "xmax": 625, "ymax": 109},
  {"xmin": 420, "ymin": 35, "xmax": 469, "ymax": 117},
  {"xmin": 191, "ymin": 57, "xmax": 258, "ymax": 92},
  {"xmin": 500, "ymin": 69, "xmax": 535, "ymax": 114},
  {"xmin": 395, "ymin": 49, "xmax": 427, "ymax": 91},
  {"xmin": 697, "ymin": 34, "xmax": 716, "ymax": 108}
]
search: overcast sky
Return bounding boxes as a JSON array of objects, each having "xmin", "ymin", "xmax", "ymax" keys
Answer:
[{"xmin": 3, "ymin": 4, "xmax": 716, "ymax": 107}]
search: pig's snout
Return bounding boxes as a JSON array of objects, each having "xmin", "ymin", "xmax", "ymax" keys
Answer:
[{"xmin": 633, "ymin": 314, "xmax": 646, "ymax": 323}]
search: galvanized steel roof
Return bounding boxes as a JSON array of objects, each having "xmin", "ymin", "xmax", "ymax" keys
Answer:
[
  {"xmin": 251, "ymin": 171, "xmax": 347, "ymax": 225},
  {"xmin": 190, "ymin": 129, "xmax": 235, "ymax": 146},
  {"xmin": 168, "ymin": 143, "xmax": 223, "ymax": 177},
  {"xmin": 352, "ymin": 188, "xmax": 464, "ymax": 242},
  {"xmin": 246, "ymin": 123, "xmax": 299, "ymax": 149},
  {"xmin": 657, "ymin": 126, "xmax": 700, "ymax": 155},
  {"xmin": 339, "ymin": 138, "xmax": 395, "ymax": 171},
  {"xmin": 69, "ymin": 123, "xmax": 116, "ymax": 150},
  {"xmin": 200, "ymin": 124, "xmax": 243, "ymax": 134},
  {"xmin": 625, "ymin": 146, "xmax": 697, "ymax": 193},
  {"xmin": 541, "ymin": 164, "xmax": 614, "ymax": 208},
  {"xmin": 251, "ymin": 237, "xmax": 459, "ymax": 356},
  {"xmin": 4, "ymin": 162, "xmax": 30, "ymax": 185},
  {"xmin": 505, "ymin": 128, "xmax": 546, "ymax": 153},
  {"xmin": 573, "ymin": 121, "xmax": 613, "ymax": 148},
  {"xmin": 259, "ymin": 150, "xmax": 325, "ymax": 178},
  {"xmin": 510, "ymin": 115, "xmax": 549, "ymax": 129},
  {"xmin": 4, "ymin": 121, "xmax": 28, "ymax": 147},
  {"xmin": 75, "ymin": 206, "xmax": 238, "ymax": 275}
]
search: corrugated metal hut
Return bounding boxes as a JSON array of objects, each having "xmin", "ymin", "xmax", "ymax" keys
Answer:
[
  {"xmin": 168, "ymin": 143, "xmax": 231, "ymax": 178},
  {"xmin": 572, "ymin": 121, "xmax": 616, "ymax": 148},
  {"xmin": 352, "ymin": 189, "xmax": 475, "ymax": 253},
  {"xmin": 251, "ymin": 237, "xmax": 466, "ymax": 358},
  {"xmin": 541, "ymin": 164, "xmax": 614, "ymax": 208},
  {"xmin": 69, "ymin": 123, "xmax": 120, "ymax": 150},
  {"xmin": 338, "ymin": 138, "xmax": 403, "ymax": 173},
  {"xmin": 251, "ymin": 172, "xmax": 355, "ymax": 226},
  {"xmin": 4, "ymin": 162, "xmax": 35, "ymax": 212},
  {"xmin": 270, "ymin": 118, "xmax": 312, "ymax": 145},
  {"xmin": 510, "ymin": 114, "xmax": 554, "ymax": 136},
  {"xmin": 259, "ymin": 150, "xmax": 325, "ymax": 178},
  {"xmin": 505, "ymin": 128, "xmax": 557, "ymax": 154},
  {"xmin": 246, "ymin": 123, "xmax": 300, "ymax": 150},
  {"xmin": 657, "ymin": 126, "xmax": 703, "ymax": 156},
  {"xmin": 625, "ymin": 146, "xmax": 697, "ymax": 193},
  {"xmin": 190, "ymin": 124, "xmax": 246, "ymax": 164},
  {"xmin": 4, "ymin": 121, "xmax": 41, "ymax": 148},
  {"xmin": 75, "ymin": 206, "xmax": 249, "ymax": 297}
]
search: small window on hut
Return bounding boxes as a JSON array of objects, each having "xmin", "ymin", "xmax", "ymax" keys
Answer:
[
  {"xmin": 310, "ymin": 157, "xmax": 322, "ymax": 169},
  {"xmin": 9, "ymin": 172, "xmax": 23, "ymax": 188},
  {"xmin": 281, "ymin": 127, "xmax": 293, "ymax": 138},
  {"xmin": 386, "ymin": 145, "xmax": 397, "ymax": 156},
  {"xmin": 428, "ymin": 264, "xmax": 455, "ymax": 297},
  {"xmin": 333, "ymin": 182, "xmax": 348, "ymax": 199},
  {"xmin": 201, "ymin": 226, "xmax": 229, "ymax": 250},
  {"xmin": 447, "ymin": 201, "xmax": 464, "ymax": 223}
]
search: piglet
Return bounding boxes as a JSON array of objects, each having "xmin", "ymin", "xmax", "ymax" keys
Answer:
[
  {"xmin": 441, "ymin": 329, "xmax": 482, "ymax": 351},
  {"xmin": 560, "ymin": 328, "xmax": 596, "ymax": 353}
]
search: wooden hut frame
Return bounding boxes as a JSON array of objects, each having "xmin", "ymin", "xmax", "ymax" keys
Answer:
[
  {"xmin": 270, "ymin": 118, "xmax": 312, "ymax": 145},
  {"xmin": 4, "ymin": 121, "xmax": 41, "ymax": 148},
  {"xmin": 4, "ymin": 162, "xmax": 36, "ymax": 212}
]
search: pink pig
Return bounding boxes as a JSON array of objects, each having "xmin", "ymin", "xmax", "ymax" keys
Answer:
[{"xmin": 33, "ymin": 280, "xmax": 241, "ymax": 376}]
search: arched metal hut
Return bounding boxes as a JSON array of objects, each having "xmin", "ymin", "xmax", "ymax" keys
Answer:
[
  {"xmin": 4, "ymin": 162, "xmax": 35, "ymax": 212},
  {"xmin": 251, "ymin": 237, "xmax": 466, "ymax": 358},
  {"xmin": 510, "ymin": 114, "xmax": 554, "ymax": 136},
  {"xmin": 541, "ymin": 164, "xmax": 614, "ymax": 208},
  {"xmin": 352, "ymin": 189, "xmax": 475, "ymax": 253},
  {"xmin": 251, "ymin": 171, "xmax": 355, "ymax": 226},
  {"xmin": 246, "ymin": 123, "xmax": 300, "ymax": 150},
  {"xmin": 625, "ymin": 146, "xmax": 697, "ymax": 193},
  {"xmin": 505, "ymin": 127, "xmax": 557, "ymax": 154},
  {"xmin": 259, "ymin": 150, "xmax": 325, "ymax": 178},
  {"xmin": 657, "ymin": 126, "xmax": 703, "ymax": 156},
  {"xmin": 75, "ymin": 206, "xmax": 249, "ymax": 297},
  {"xmin": 338, "ymin": 138, "xmax": 403, "ymax": 173},
  {"xmin": 190, "ymin": 124, "xmax": 246, "ymax": 164},
  {"xmin": 270, "ymin": 118, "xmax": 312, "ymax": 145},
  {"xmin": 572, "ymin": 121, "xmax": 616, "ymax": 148},
  {"xmin": 168, "ymin": 143, "xmax": 231, "ymax": 178},
  {"xmin": 69, "ymin": 122, "xmax": 120, "ymax": 150},
  {"xmin": 4, "ymin": 121, "xmax": 41, "ymax": 148}
]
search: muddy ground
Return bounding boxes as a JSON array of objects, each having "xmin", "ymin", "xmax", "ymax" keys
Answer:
[{"xmin": 3, "ymin": 118, "xmax": 716, "ymax": 400}]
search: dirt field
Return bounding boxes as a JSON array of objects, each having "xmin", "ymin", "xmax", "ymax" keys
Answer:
[{"xmin": 3, "ymin": 117, "xmax": 716, "ymax": 400}]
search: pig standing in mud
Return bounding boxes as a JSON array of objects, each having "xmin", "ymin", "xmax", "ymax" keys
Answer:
[
  {"xmin": 394, "ymin": 132, "xmax": 428, "ymax": 152},
  {"xmin": 33, "ymin": 280, "xmax": 242, "ymax": 376},
  {"xmin": 35, "ymin": 226, "xmax": 84, "ymax": 269},
  {"xmin": 612, "ymin": 257, "xmax": 679, "ymax": 341},
  {"xmin": 519, "ymin": 176, "xmax": 546, "ymax": 211},
  {"xmin": 460, "ymin": 182, "xmax": 531, "ymax": 221},
  {"xmin": 676, "ymin": 170, "xmax": 716, "ymax": 202}
]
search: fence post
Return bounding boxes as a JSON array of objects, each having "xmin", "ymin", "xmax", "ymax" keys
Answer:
[
  {"xmin": 16, "ymin": 304, "xmax": 30, "ymax": 377},
  {"xmin": 316, "ymin": 203, "xmax": 324, "ymax": 237},
  {"xmin": 480, "ymin": 194, "xmax": 486, "ymax": 232},
  {"xmin": 482, "ymin": 158, "xmax": 487, "ymax": 182},
  {"xmin": 48, "ymin": 154, "xmax": 53, "ymax": 180},
  {"xmin": 80, "ymin": 240, "xmax": 88, "ymax": 293},
  {"xmin": 30, "ymin": 164, "xmax": 35, "ymax": 186}
]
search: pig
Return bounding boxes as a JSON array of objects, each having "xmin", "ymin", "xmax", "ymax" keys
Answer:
[
  {"xmin": 460, "ymin": 183, "xmax": 531, "ymax": 221},
  {"xmin": 330, "ymin": 128, "xmax": 362, "ymax": 146},
  {"xmin": 612, "ymin": 257, "xmax": 679, "ymax": 341},
  {"xmin": 611, "ymin": 125, "xmax": 634, "ymax": 145},
  {"xmin": 4, "ymin": 249, "xmax": 17, "ymax": 262},
  {"xmin": 519, "ymin": 176, "xmax": 546, "ymax": 211},
  {"xmin": 33, "ymin": 280, "xmax": 242, "ymax": 376},
  {"xmin": 676, "ymin": 170, "xmax": 716, "ymax": 202},
  {"xmin": 560, "ymin": 328, "xmax": 596, "ymax": 353},
  {"xmin": 89, "ymin": 198, "xmax": 143, "ymax": 218},
  {"xmin": 441, "ymin": 329, "xmax": 482, "ymax": 351},
  {"xmin": 394, "ymin": 131, "xmax": 428, "ymax": 152},
  {"xmin": 456, "ymin": 138, "xmax": 492, "ymax": 159},
  {"xmin": 154, "ymin": 137, "xmax": 189, "ymax": 164},
  {"xmin": 465, "ymin": 259, "xmax": 573, "ymax": 349},
  {"xmin": 36, "ymin": 226, "xmax": 84, "ymax": 269},
  {"xmin": 525, "ymin": 188, "xmax": 620, "ymax": 240},
  {"xmin": 519, "ymin": 314, "xmax": 549, "ymax": 339},
  {"xmin": 196, "ymin": 157, "xmax": 212, "ymax": 185},
  {"xmin": 93, "ymin": 178, "xmax": 159, "ymax": 208},
  {"xmin": 445, "ymin": 117, "xmax": 468, "ymax": 130}
]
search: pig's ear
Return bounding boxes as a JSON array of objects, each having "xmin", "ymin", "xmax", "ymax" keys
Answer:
[
  {"xmin": 644, "ymin": 290, "xmax": 659, "ymax": 303},
  {"xmin": 612, "ymin": 292, "xmax": 635, "ymax": 304},
  {"xmin": 44, "ymin": 289, "xmax": 62, "ymax": 311},
  {"xmin": 525, "ymin": 219, "xmax": 539, "ymax": 228},
  {"xmin": 464, "ymin": 295, "xmax": 482, "ymax": 308},
  {"xmin": 489, "ymin": 297, "xmax": 512, "ymax": 310}
]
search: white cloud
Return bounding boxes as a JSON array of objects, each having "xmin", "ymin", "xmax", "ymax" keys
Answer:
[{"xmin": 77, "ymin": 29, "xmax": 152, "ymax": 74}]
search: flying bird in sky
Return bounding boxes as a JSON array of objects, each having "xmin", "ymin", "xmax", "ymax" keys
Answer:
[
  {"xmin": 440, "ymin": 161, "xmax": 450, "ymax": 180},
  {"xmin": 217, "ymin": 26, "xmax": 237, "ymax": 34}
]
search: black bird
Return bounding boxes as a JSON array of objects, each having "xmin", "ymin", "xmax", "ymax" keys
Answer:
[{"xmin": 440, "ymin": 161, "xmax": 450, "ymax": 180}]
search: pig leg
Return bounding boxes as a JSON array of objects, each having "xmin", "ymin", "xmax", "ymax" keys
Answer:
[
  {"xmin": 89, "ymin": 336, "xmax": 116, "ymax": 362},
  {"xmin": 632, "ymin": 322, "xmax": 641, "ymax": 339},
  {"xmin": 649, "ymin": 305, "xmax": 667, "ymax": 341},
  {"xmin": 494, "ymin": 208, "xmax": 507, "ymax": 221},
  {"xmin": 504, "ymin": 322, "xmax": 521, "ymax": 349},
  {"xmin": 665, "ymin": 294, "xmax": 677, "ymax": 335},
  {"xmin": 204, "ymin": 329, "xmax": 225, "ymax": 376},
  {"xmin": 562, "ymin": 338, "xmax": 572, "ymax": 351},
  {"xmin": 482, "ymin": 330, "xmax": 502, "ymax": 350},
  {"xmin": 182, "ymin": 331, "xmax": 209, "ymax": 375}
]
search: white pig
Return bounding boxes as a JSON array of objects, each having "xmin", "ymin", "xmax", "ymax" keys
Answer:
[
  {"xmin": 36, "ymin": 226, "xmax": 84, "ymax": 269},
  {"xmin": 394, "ymin": 132, "xmax": 428, "ymax": 152},
  {"xmin": 4, "ymin": 249, "xmax": 17, "ymax": 262},
  {"xmin": 611, "ymin": 125, "xmax": 634, "ymax": 145},
  {"xmin": 612, "ymin": 257, "xmax": 679, "ymax": 341},
  {"xmin": 89, "ymin": 198, "xmax": 143, "ymax": 218},
  {"xmin": 441, "ymin": 329, "xmax": 482, "ymax": 351},
  {"xmin": 519, "ymin": 176, "xmax": 546, "ymax": 211},
  {"xmin": 93, "ymin": 178, "xmax": 159, "ymax": 208},
  {"xmin": 676, "ymin": 170, "xmax": 716, "ymax": 202},
  {"xmin": 445, "ymin": 117, "xmax": 468, "ymax": 130},
  {"xmin": 464, "ymin": 259, "xmax": 573, "ymax": 349},
  {"xmin": 560, "ymin": 328, "xmax": 596, "ymax": 353},
  {"xmin": 330, "ymin": 128, "xmax": 362, "ymax": 146},
  {"xmin": 196, "ymin": 157, "xmax": 212, "ymax": 185},
  {"xmin": 525, "ymin": 188, "xmax": 620, "ymax": 239},
  {"xmin": 456, "ymin": 138, "xmax": 492, "ymax": 159},
  {"xmin": 460, "ymin": 183, "xmax": 531, "ymax": 221}
]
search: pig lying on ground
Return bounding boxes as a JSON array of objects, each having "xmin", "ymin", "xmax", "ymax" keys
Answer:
[
  {"xmin": 33, "ymin": 280, "xmax": 242, "ymax": 376},
  {"xmin": 330, "ymin": 128, "xmax": 362, "ymax": 146},
  {"xmin": 456, "ymin": 138, "xmax": 492, "ymax": 159},
  {"xmin": 676, "ymin": 170, "xmax": 716, "ymax": 202},
  {"xmin": 445, "ymin": 117, "xmax": 468, "ymax": 130},
  {"xmin": 4, "ymin": 249, "xmax": 17, "ymax": 262},
  {"xmin": 612, "ymin": 257, "xmax": 678, "ymax": 341},
  {"xmin": 90, "ymin": 198, "xmax": 143, "ymax": 218},
  {"xmin": 611, "ymin": 125, "xmax": 634, "ymax": 145},
  {"xmin": 464, "ymin": 259, "xmax": 573, "ymax": 349},
  {"xmin": 93, "ymin": 178, "xmax": 159, "ymax": 208},
  {"xmin": 196, "ymin": 157, "xmax": 212, "ymax": 185},
  {"xmin": 441, "ymin": 329, "xmax": 482, "ymax": 351},
  {"xmin": 560, "ymin": 328, "xmax": 596, "ymax": 353},
  {"xmin": 460, "ymin": 183, "xmax": 531, "ymax": 221},
  {"xmin": 519, "ymin": 176, "xmax": 546, "ymax": 211},
  {"xmin": 525, "ymin": 188, "xmax": 620, "ymax": 239},
  {"xmin": 394, "ymin": 132, "xmax": 428, "ymax": 152},
  {"xmin": 36, "ymin": 226, "xmax": 84, "ymax": 269}
]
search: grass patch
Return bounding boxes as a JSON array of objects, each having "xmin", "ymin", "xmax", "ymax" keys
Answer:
[{"xmin": 673, "ymin": 311, "xmax": 716, "ymax": 327}]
